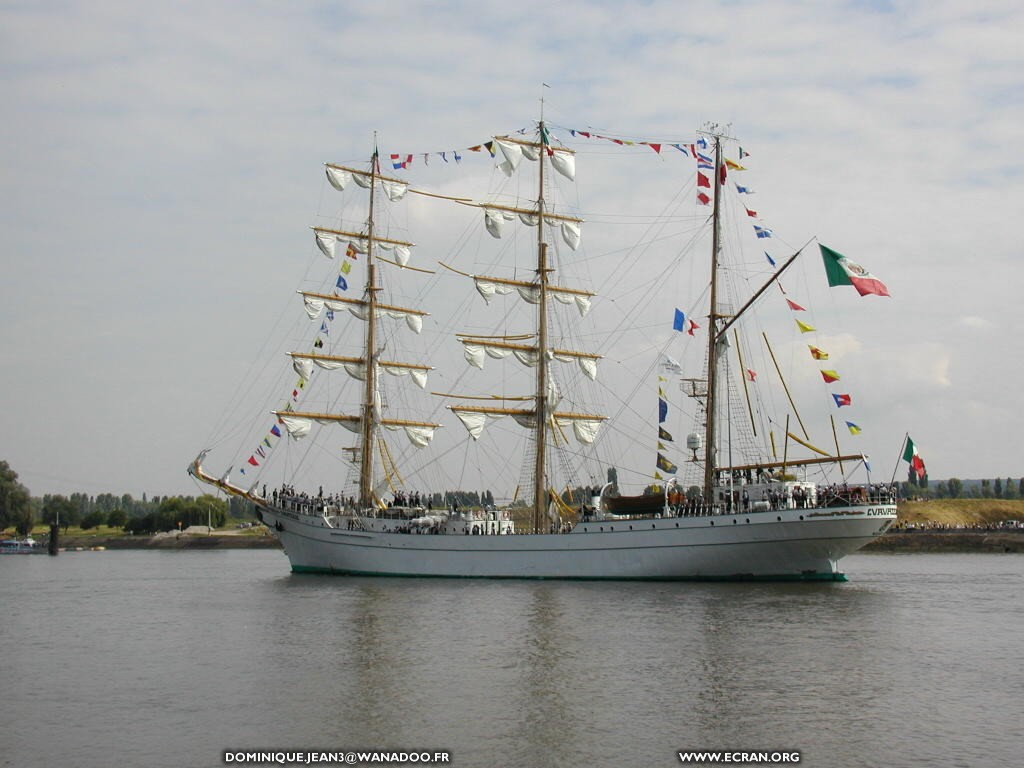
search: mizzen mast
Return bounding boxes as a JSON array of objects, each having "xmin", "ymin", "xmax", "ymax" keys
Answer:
[{"xmin": 703, "ymin": 131, "xmax": 725, "ymax": 502}]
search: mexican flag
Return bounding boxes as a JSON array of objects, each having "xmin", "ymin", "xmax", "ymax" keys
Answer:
[
  {"xmin": 903, "ymin": 436, "xmax": 926, "ymax": 479},
  {"xmin": 820, "ymin": 244, "xmax": 890, "ymax": 297}
]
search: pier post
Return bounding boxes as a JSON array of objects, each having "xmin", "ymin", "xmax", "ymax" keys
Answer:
[{"xmin": 48, "ymin": 522, "xmax": 59, "ymax": 556}]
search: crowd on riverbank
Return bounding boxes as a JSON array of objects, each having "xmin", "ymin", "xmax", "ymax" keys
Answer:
[{"xmin": 891, "ymin": 520, "xmax": 1023, "ymax": 532}]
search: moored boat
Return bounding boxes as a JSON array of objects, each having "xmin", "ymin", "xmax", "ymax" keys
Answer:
[{"xmin": 0, "ymin": 536, "xmax": 45, "ymax": 554}]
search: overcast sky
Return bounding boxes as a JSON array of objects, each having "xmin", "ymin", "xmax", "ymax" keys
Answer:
[{"xmin": 3, "ymin": 0, "xmax": 1022, "ymax": 499}]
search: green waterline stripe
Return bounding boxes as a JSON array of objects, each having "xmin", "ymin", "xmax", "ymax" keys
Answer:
[{"xmin": 289, "ymin": 565, "xmax": 847, "ymax": 583}]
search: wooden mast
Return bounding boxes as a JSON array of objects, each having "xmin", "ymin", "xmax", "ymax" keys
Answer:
[
  {"xmin": 533, "ymin": 119, "xmax": 550, "ymax": 534},
  {"xmin": 358, "ymin": 150, "xmax": 380, "ymax": 508},
  {"xmin": 703, "ymin": 134, "xmax": 724, "ymax": 502}
]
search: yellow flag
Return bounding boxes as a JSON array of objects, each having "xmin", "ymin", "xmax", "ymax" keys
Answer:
[
  {"xmin": 796, "ymin": 320, "xmax": 816, "ymax": 334},
  {"xmin": 726, "ymin": 159, "xmax": 747, "ymax": 170}
]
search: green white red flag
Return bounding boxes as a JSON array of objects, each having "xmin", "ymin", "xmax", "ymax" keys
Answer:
[
  {"xmin": 903, "ymin": 436, "xmax": 926, "ymax": 479},
  {"xmin": 820, "ymin": 244, "xmax": 890, "ymax": 297}
]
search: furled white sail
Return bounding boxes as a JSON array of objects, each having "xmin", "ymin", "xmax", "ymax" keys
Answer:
[
  {"xmin": 279, "ymin": 414, "xmax": 361, "ymax": 439},
  {"xmin": 326, "ymin": 164, "xmax": 407, "ymax": 201},
  {"xmin": 551, "ymin": 290, "xmax": 591, "ymax": 316},
  {"xmin": 378, "ymin": 241, "xmax": 412, "ymax": 266},
  {"xmin": 472, "ymin": 277, "xmax": 592, "ymax": 317},
  {"xmin": 517, "ymin": 285, "xmax": 541, "ymax": 304},
  {"xmin": 484, "ymin": 208, "xmax": 515, "ymax": 239},
  {"xmin": 473, "ymin": 279, "xmax": 514, "ymax": 304},
  {"xmin": 381, "ymin": 364, "xmax": 429, "ymax": 389},
  {"xmin": 303, "ymin": 295, "xmax": 325, "ymax": 319},
  {"xmin": 314, "ymin": 231, "xmax": 368, "ymax": 260},
  {"xmin": 346, "ymin": 304, "xmax": 423, "ymax": 332},
  {"xmin": 280, "ymin": 415, "xmax": 313, "ymax": 439},
  {"xmin": 559, "ymin": 220, "xmax": 581, "ymax": 250},
  {"xmin": 382, "ymin": 423, "xmax": 437, "ymax": 448},
  {"xmin": 460, "ymin": 338, "xmax": 597, "ymax": 379},
  {"xmin": 315, "ymin": 230, "xmax": 339, "ymax": 259},
  {"xmin": 343, "ymin": 362, "xmax": 366, "ymax": 381},
  {"xmin": 302, "ymin": 293, "xmax": 425, "ymax": 334},
  {"xmin": 293, "ymin": 358, "xmax": 314, "ymax": 381},
  {"xmin": 325, "ymin": 166, "xmax": 351, "ymax": 191},
  {"xmin": 452, "ymin": 409, "xmax": 491, "ymax": 440},
  {"xmin": 560, "ymin": 417, "xmax": 602, "ymax": 444},
  {"xmin": 450, "ymin": 406, "xmax": 601, "ymax": 444},
  {"xmin": 550, "ymin": 149, "xmax": 575, "ymax": 181},
  {"xmin": 461, "ymin": 341, "xmax": 539, "ymax": 370},
  {"xmin": 495, "ymin": 138, "xmax": 523, "ymax": 177},
  {"xmin": 379, "ymin": 179, "xmax": 408, "ymax": 202},
  {"xmin": 550, "ymin": 351, "xmax": 598, "ymax": 381},
  {"xmin": 521, "ymin": 143, "xmax": 541, "ymax": 162}
]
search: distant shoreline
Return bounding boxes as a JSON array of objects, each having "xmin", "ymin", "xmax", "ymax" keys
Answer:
[
  {"xmin": 54, "ymin": 532, "xmax": 283, "ymax": 551},
  {"xmin": 44, "ymin": 529, "xmax": 1024, "ymax": 554}
]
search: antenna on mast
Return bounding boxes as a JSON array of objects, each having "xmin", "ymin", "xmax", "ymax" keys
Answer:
[{"xmin": 699, "ymin": 121, "xmax": 736, "ymax": 141}]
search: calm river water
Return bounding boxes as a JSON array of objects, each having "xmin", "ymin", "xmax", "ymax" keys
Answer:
[{"xmin": 1, "ymin": 550, "xmax": 1021, "ymax": 768}]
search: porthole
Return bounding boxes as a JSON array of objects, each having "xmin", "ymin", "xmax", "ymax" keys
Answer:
[{"xmin": 799, "ymin": 515, "xmax": 804, "ymax": 521}]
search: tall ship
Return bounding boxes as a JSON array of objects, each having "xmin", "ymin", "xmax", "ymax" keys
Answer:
[{"xmin": 190, "ymin": 116, "xmax": 897, "ymax": 580}]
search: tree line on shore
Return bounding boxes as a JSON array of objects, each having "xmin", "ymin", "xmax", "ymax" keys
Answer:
[
  {"xmin": 0, "ymin": 460, "xmax": 504, "ymax": 536},
  {"xmin": 904, "ymin": 471, "xmax": 1024, "ymax": 500}
]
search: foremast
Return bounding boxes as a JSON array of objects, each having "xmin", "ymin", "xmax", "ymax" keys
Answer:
[
  {"xmin": 358, "ymin": 153, "xmax": 381, "ymax": 509},
  {"xmin": 272, "ymin": 154, "xmax": 440, "ymax": 509}
]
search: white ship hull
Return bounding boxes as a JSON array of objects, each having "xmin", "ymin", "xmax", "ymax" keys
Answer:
[{"xmin": 257, "ymin": 504, "xmax": 896, "ymax": 581}]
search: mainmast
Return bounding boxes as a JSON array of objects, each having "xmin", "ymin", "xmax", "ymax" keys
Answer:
[
  {"xmin": 358, "ymin": 151, "xmax": 380, "ymax": 508},
  {"xmin": 533, "ymin": 120, "xmax": 550, "ymax": 534},
  {"xmin": 703, "ymin": 133, "xmax": 724, "ymax": 501},
  {"xmin": 446, "ymin": 121, "xmax": 603, "ymax": 530}
]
